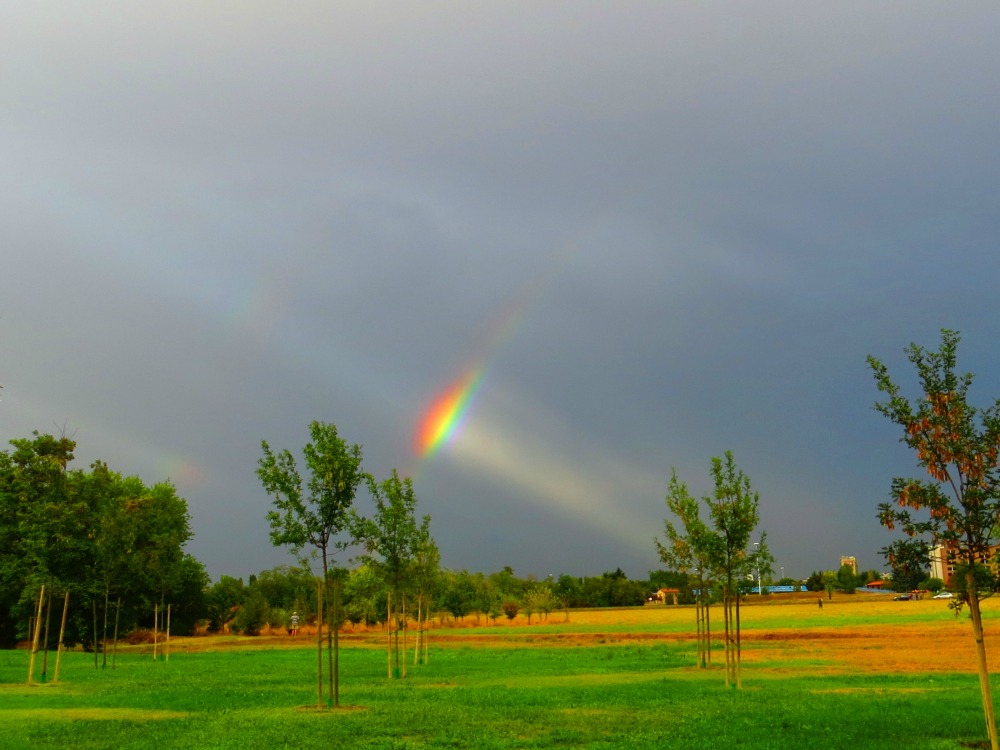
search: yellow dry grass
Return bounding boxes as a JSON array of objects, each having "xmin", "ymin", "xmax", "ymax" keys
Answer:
[{"xmin": 165, "ymin": 592, "xmax": 1000, "ymax": 676}]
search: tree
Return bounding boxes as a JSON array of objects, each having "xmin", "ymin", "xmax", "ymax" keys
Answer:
[
  {"xmin": 257, "ymin": 421, "xmax": 365, "ymax": 709},
  {"xmin": 804, "ymin": 571, "xmax": 825, "ymax": 593},
  {"xmin": 524, "ymin": 585, "xmax": 558, "ymax": 622},
  {"xmin": 206, "ymin": 576, "xmax": 246, "ymax": 634},
  {"xmin": 657, "ymin": 468, "xmax": 719, "ymax": 669},
  {"xmin": 408, "ymin": 521, "xmax": 439, "ymax": 666},
  {"xmin": 836, "ymin": 564, "xmax": 859, "ymax": 594},
  {"xmin": 705, "ymin": 452, "xmax": 770, "ymax": 689},
  {"xmin": 869, "ymin": 329, "xmax": 1000, "ymax": 750},
  {"xmin": 355, "ymin": 469, "xmax": 423, "ymax": 679}
]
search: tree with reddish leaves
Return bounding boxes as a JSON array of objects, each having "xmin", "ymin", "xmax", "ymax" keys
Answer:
[{"xmin": 869, "ymin": 329, "xmax": 1000, "ymax": 750}]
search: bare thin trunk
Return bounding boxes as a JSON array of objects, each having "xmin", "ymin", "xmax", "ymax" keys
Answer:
[
  {"xmin": 704, "ymin": 595, "xmax": 712, "ymax": 667},
  {"xmin": 316, "ymin": 576, "xmax": 324, "ymax": 709},
  {"xmin": 413, "ymin": 593, "xmax": 421, "ymax": 667},
  {"xmin": 401, "ymin": 594, "xmax": 407, "ymax": 678},
  {"xmin": 152, "ymin": 603, "xmax": 158, "ymax": 661},
  {"xmin": 735, "ymin": 590, "xmax": 742, "ymax": 689},
  {"xmin": 28, "ymin": 585, "xmax": 45, "ymax": 684},
  {"xmin": 166, "ymin": 605, "xmax": 171, "ymax": 663},
  {"xmin": 101, "ymin": 585, "xmax": 109, "ymax": 668},
  {"xmin": 967, "ymin": 573, "xmax": 999, "ymax": 750},
  {"xmin": 41, "ymin": 588, "xmax": 52, "ymax": 679},
  {"xmin": 386, "ymin": 590, "xmax": 392, "ymax": 679},
  {"xmin": 54, "ymin": 591, "xmax": 69, "ymax": 684},
  {"xmin": 332, "ymin": 578, "xmax": 340, "ymax": 708},
  {"xmin": 112, "ymin": 598, "xmax": 121, "ymax": 669}
]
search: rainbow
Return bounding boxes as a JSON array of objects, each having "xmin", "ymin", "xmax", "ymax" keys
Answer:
[
  {"xmin": 414, "ymin": 367, "xmax": 485, "ymax": 458},
  {"xmin": 413, "ymin": 273, "xmax": 545, "ymax": 460},
  {"xmin": 411, "ymin": 239, "xmax": 586, "ymax": 462}
]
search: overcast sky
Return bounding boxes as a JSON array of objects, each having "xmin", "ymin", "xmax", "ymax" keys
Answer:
[{"xmin": 4, "ymin": 2, "xmax": 1000, "ymax": 583}]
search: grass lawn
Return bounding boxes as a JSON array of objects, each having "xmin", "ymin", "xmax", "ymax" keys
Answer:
[{"xmin": 1, "ymin": 595, "xmax": 997, "ymax": 749}]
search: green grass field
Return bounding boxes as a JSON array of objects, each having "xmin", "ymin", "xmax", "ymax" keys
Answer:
[{"xmin": 1, "ymin": 599, "xmax": 996, "ymax": 749}]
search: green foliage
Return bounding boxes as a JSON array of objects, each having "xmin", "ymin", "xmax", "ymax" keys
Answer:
[
  {"xmin": 870, "ymin": 329, "xmax": 1000, "ymax": 749},
  {"xmin": 804, "ymin": 571, "xmax": 825, "ymax": 592},
  {"xmin": 869, "ymin": 330, "xmax": 1000, "ymax": 595},
  {"xmin": 230, "ymin": 591, "xmax": 268, "ymax": 636},
  {"xmin": 205, "ymin": 576, "xmax": 246, "ymax": 633},
  {"xmin": 918, "ymin": 577, "xmax": 945, "ymax": 593},
  {"xmin": 0, "ymin": 432, "xmax": 197, "ymax": 648},
  {"xmin": 258, "ymin": 421, "xmax": 364, "ymax": 567},
  {"xmin": 524, "ymin": 585, "xmax": 559, "ymax": 620},
  {"xmin": 836, "ymin": 564, "xmax": 859, "ymax": 593}
]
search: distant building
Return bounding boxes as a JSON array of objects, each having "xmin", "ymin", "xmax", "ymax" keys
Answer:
[
  {"xmin": 840, "ymin": 555, "xmax": 858, "ymax": 575},
  {"xmin": 929, "ymin": 544, "xmax": 1000, "ymax": 589}
]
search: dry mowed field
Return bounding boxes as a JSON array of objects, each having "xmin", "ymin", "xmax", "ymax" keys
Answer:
[{"xmin": 175, "ymin": 592, "xmax": 1000, "ymax": 678}]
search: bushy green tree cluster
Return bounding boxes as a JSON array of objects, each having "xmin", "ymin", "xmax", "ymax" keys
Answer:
[{"xmin": 0, "ymin": 432, "xmax": 203, "ymax": 649}]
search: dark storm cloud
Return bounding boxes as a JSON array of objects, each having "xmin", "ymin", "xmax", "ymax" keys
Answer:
[{"xmin": 4, "ymin": 2, "xmax": 1000, "ymax": 581}]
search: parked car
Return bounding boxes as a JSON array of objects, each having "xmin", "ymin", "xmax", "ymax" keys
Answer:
[
  {"xmin": 933, "ymin": 592, "xmax": 954, "ymax": 599},
  {"xmin": 893, "ymin": 594, "xmax": 912, "ymax": 601}
]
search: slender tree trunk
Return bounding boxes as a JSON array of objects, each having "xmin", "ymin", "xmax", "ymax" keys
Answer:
[
  {"xmin": 41, "ymin": 588, "xmax": 53, "ymax": 680},
  {"xmin": 112, "ymin": 597, "xmax": 121, "ymax": 670},
  {"xmin": 166, "ymin": 605, "xmax": 171, "ymax": 663},
  {"xmin": 28, "ymin": 585, "xmax": 45, "ymax": 684},
  {"xmin": 332, "ymin": 577, "xmax": 340, "ymax": 708},
  {"xmin": 694, "ymin": 592, "xmax": 704, "ymax": 668},
  {"xmin": 101, "ymin": 584, "xmax": 110, "ymax": 669},
  {"xmin": 92, "ymin": 599, "xmax": 99, "ymax": 669},
  {"xmin": 413, "ymin": 593, "xmax": 421, "ymax": 667},
  {"xmin": 54, "ymin": 591, "xmax": 69, "ymax": 684},
  {"xmin": 153, "ymin": 603, "xmax": 158, "ymax": 661},
  {"xmin": 396, "ymin": 594, "xmax": 406, "ymax": 677},
  {"xmin": 704, "ymin": 593, "xmax": 712, "ymax": 667},
  {"xmin": 322, "ymin": 560, "xmax": 333, "ymax": 709},
  {"xmin": 735, "ymin": 589, "xmax": 742, "ymax": 689},
  {"xmin": 723, "ymin": 585, "xmax": 734, "ymax": 688},
  {"xmin": 967, "ymin": 574, "xmax": 999, "ymax": 750},
  {"xmin": 316, "ymin": 576, "xmax": 324, "ymax": 709},
  {"xmin": 386, "ymin": 590, "xmax": 393, "ymax": 679}
]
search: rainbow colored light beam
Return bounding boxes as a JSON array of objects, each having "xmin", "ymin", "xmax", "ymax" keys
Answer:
[
  {"xmin": 414, "ymin": 367, "xmax": 485, "ymax": 458},
  {"xmin": 412, "ymin": 241, "xmax": 577, "ymax": 462}
]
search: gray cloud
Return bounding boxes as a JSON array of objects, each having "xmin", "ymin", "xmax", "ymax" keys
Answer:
[{"xmin": 4, "ymin": 2, "xmax": 1000, "ymax": 581}]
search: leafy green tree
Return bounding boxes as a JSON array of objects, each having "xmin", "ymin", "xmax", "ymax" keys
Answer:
[
  {"xmin": 804, "ymin": 571, "xmax": 825, "ymax": 593},
  {"xmin": 231, "ymin": 589, "xmax": 268, "ymax": 635},
  {"xmin": 206, "ymin": 576, "xmax": 246, "ymax": 633},
  {"xmin": 553, "ymin": 575, "xmax": 583, "ymax": 608},
  {"xmin": 251, "ymin": 564, "xmax": 316, "ymax": 620},
  {"xmin": 705, "ymin": 452, "xmax": 771, "ymax": 689},
  {"xmin": 409, "ymin": 516, "xmax": 439, "ymax": 664},
  {"xmin": 441, "ymin": 570, "xmax": 476, "ymax": 621},
  {"xmin": 869, "ymin": 330, "xmax": 1000, "ymax": 750},
  {"xmin": 821, "ymin": 571, "xmax": 838, "ymax": 599},
  {"xmin": 469, "ymin": 573, "xmax": 499, "ymax": 624},
  {"xmin": 657, "ymin": 468, "xmax": 720, "ymax": 668},
  {"xmin": 343, "ymin": 564, "xmax": 385, "ymax": 627},
  {"xmin": 257, "ymin": 421, "xmax": 365, "ymax": 709},
  {"xmin": 355, "ymin": 469, "xmax": 423, "ymax": 679},
  {"xmin": 0, "ymin": 434, "xmax": 198, "ymax": 658},
  {"xmin": 836, "ymin": 564, "xmax": 859, "ymax": 593},
  {"xmin": 918, "ymin": 577, "xmax": 945, "ymax": 593},
  {"xmin": 524, "ymin": 585, "xmax": 558, "ymax": 621}
]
